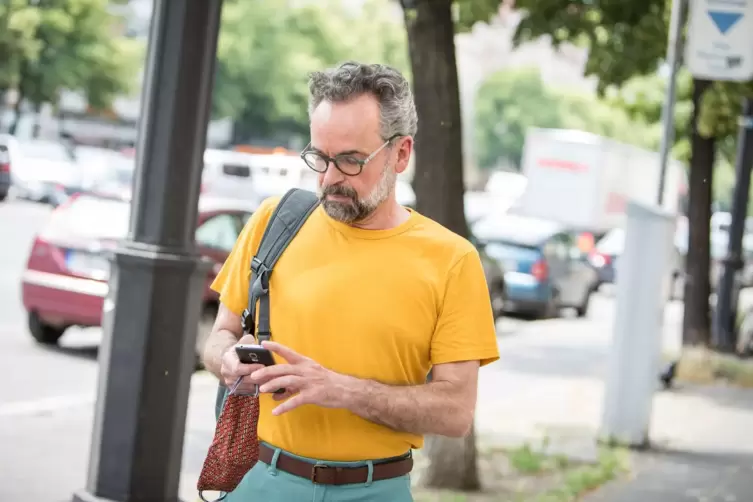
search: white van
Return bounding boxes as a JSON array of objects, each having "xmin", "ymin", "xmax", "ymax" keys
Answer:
[{"xmin": 202, "ymin": 149, "xmax": 258, "ymax": 204}]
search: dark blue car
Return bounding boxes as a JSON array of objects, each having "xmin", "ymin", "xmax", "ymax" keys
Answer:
[{"xmin": 473, "ymin": 214, "xmax": 598, "ymax": 319}]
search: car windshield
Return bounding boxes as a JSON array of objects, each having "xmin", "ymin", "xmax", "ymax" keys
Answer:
[{"xmin": 17, "ymin": 141, "xmax": 73, "ymax": 163}]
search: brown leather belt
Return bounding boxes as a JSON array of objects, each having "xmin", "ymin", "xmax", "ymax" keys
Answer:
[{"xmin": 258, "ymin": 443, "xmax": 413, "ymax": 485}]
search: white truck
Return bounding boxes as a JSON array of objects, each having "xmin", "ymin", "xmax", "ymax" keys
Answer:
[{"xmin": 514, "ymin": 128, "xmax": 687, "ymax": 234}]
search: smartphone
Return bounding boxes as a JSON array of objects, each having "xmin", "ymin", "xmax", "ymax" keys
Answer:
[
  {"xmin": 235, "ymin": 344, "xmax": 276, "ymax": 366},
  {"xmin": 235, "ymin": 344, "xmax": 285, "ymax": 395}
]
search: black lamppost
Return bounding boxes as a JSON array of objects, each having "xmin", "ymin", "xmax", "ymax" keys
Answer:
[{"xmin": 72, "ymin": 1, "xmax": 223, "ymax": 501}]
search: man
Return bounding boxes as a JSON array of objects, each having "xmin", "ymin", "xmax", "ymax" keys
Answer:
[{"xmin": 202, "ymin": 61, "xmax": 500, "ymax": 502}]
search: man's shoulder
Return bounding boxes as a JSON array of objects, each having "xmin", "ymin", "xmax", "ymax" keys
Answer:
[{"xmin": 410, "ymin": 212, "xmax": 478, "ymax": 263}]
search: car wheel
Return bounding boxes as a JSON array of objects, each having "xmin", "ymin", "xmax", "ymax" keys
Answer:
[
  {"xmin": 576, "ymin": 289, "xmax": 591, "ymax": 318},
  {"xmin": 538, "ymin": 290, "xmax": 560, "ymax": 320},
  {"xmin": 28, "ymin": 311, "xmax": 66, "ymax": 345},
  {"xmin": 0, "ymin": 191, "xmax": 6, "ymax": 202},
  {"xmin": 195, "ymin": 304, "xmax": 217, "ymax": 368}
]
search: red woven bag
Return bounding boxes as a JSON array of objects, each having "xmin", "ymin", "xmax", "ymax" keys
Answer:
[{"xmin": 197, "ymin": 382, "xmax": 260, "ymax": 502}]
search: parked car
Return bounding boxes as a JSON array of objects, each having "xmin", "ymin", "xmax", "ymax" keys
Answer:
[
  {"xmin": 473, "ymin": 214, "xmax": 597, "ymax": 319},
  {"xmin": 21, "ymin": 193, "xmax": 259, "ymax": 361},
  {"xmin": 0, "ymin": 135, "xmax": 82, "ymax": 205},
  {"xmin": 0, "ymin": 143, "xmax": 10, "ymax": 201},
  {"xmin": 469, "ymin": 235, "xmax": 507, "ymax": 320},
  {"xmin": 589, "ymin": 223, "xmax": 695, "ymax": 299}
]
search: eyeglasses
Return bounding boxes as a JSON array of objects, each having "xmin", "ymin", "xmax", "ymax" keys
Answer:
[{"xmin": 300, "ymin": 134, "xmax": 402, "ymax": 176}]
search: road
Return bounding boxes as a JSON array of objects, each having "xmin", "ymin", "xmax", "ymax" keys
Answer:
[{"xmin": 2, "ymin": 197, "xmax": 740, "ymax": 502}]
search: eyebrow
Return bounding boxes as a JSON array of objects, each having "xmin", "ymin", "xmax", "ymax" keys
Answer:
[{"xmin": 310, "ymin": 145, "xmax": 368, "ymax": 157}]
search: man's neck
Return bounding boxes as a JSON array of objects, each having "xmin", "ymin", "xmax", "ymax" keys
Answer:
[{"xmin": 352, "ymin": 199, "xmax": 410, "ymax": 231}]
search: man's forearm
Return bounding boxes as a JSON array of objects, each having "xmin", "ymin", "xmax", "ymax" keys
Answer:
[
  {"xmin": 202, "ymin": 329, "xmax": 239, "ymax": 379},
  {"xmin": 339, "ymin": 377, "xmax": 473, "ymax": 438}
]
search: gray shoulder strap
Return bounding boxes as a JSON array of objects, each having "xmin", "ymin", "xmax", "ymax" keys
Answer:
[
  {"xmin": 241, "ymin": 188, "xmax": 319, "ymax": 342},
  {"xmin": 216, "ymin": 188, "xmax": 318, "ymax": 419}
]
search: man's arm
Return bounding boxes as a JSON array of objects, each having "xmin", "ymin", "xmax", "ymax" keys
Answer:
[
  {"xmin": 202, "ymin": 304, "xmax": 243, "ymax": 379},
  {"xmin": 340, "ymin": 360, "xmax": 479, "ymax": 438}
]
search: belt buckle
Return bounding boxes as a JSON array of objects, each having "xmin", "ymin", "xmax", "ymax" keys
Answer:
[{"xmin": 310, "ymin": 464, "xmax": 329, "ymax": 484}]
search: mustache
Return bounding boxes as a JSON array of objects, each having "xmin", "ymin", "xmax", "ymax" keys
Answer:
[{"xmin": 321, "ymin": 184, "xmax": 358, "ymax": 200}]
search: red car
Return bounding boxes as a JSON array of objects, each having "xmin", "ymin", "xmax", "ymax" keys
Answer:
[{"xmin": 21, "ymin": 193, "xmax": 257, "ymax": 359}]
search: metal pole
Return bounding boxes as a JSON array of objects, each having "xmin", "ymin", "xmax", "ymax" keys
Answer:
[
  {"xmin": 71, "ymin": 0, "xmax": 222, "ymax": 501},
  {"xmin": 714, "ymin": 98, "xmax": 753, "ymax": 353},
  {"xmin": 657, "ymin": 0, "xmax": 688, "ymax": 206}
]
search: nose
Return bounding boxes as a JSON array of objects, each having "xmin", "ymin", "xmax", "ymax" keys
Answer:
[{"xmin": 320, "ymin": 160, "xmax": 345, "ymax": 187}]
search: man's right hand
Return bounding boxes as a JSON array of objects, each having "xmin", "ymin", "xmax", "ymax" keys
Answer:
[{"xmin": 220, "ymin": 335, "xmax": 264, "ymax": 393}]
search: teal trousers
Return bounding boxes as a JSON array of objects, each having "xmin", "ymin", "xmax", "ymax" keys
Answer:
[{"xmin": 224, "ymin": 442, "xmax": 414, "ymax": 502}]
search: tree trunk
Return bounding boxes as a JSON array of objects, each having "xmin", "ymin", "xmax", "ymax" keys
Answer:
[
  {"xmin": 402, "ymin": 0, "xmax": 468, "ymax": 239},
  {"xmin": 682, "ymin": 78, "xmax": 715, "ymax": 347},
  {"xmin": 402, "ymin": 0, "xmax": 480, "ymax": 492}
]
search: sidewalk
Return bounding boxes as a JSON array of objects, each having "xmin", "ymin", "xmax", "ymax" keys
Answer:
[
  {"xmin": 476, "ymin": 297, "xmax": 753, "ymax": 501},
  {"xmin": 2, "ymin": 296, "xmax": 753, "ymax": 501}
]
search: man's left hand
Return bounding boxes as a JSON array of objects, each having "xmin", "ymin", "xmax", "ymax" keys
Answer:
[{"xmin": 250, "ymin": 341, "xmax": 349, "ymax": 416}]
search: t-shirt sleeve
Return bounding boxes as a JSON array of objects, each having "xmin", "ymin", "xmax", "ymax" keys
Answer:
[
  {"xmin": 210, "ymin": 197, "xmax": 280, "ymax": 316},
  {"xmin": 431, "ymin": 248, "xmax": 500, "ymax": 367}
]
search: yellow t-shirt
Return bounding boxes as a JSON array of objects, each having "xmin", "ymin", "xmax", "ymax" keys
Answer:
[{"xmin": 211, "ymin": 196, "xmax": 500, "ymax": 461}]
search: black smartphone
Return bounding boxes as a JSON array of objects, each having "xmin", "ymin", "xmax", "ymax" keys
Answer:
[
  {"xmin": 235, "ymin": 344, "xmax": 276, "ymax": 366},
  {"xmin": 235, "ymin": 344, "xmax": 285, "ymax": 395}
]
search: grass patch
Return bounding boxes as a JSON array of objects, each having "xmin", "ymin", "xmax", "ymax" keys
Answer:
[
  {"xmin": 676, "ymin": 347, "xmax": 753, "ymax": 387},
  {"xmin": 412, "ymin": 440, "xmax": 629, "ymax": 502}
]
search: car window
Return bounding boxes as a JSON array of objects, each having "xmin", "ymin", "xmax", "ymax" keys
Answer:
[
  {"xmin": 544, "ymin": 233, "xmax": 574, "ymax": 261},
  {"xmin": 196, "ymin": 213, "xmax": 240, "ymax": 251},
  {"xmin": 222, "ymin": 163, "xmax": 251, "ymax": 178}
]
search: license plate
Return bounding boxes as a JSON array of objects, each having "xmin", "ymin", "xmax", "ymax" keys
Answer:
[{"xmin": 66, "ymin": 251, "xmax": 110, "ymax": 280}]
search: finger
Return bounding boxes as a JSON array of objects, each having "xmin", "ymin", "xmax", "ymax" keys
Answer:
[
  {"xmin": 272, "ymin": 393, "xmax": 309, "ymax": 416},
  {"xmin": 262, "ymin": 341, "xmax": 308, "ymax": 364},
  {"xmin": 249, "ymin": 363, "xmax": 302, "ymax": 383},
  {"xmin": 259, "ymin": 375, "xmax": 303, "ymax": 394}
]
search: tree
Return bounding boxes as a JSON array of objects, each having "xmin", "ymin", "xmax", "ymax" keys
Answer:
[
  {"xmin": 6, "ymin": 0, "xmax": 140, "ymax": 135},
  {"xmin": 475, "ymin": 67, "xmax": 655, "ymax": 169},
  {"xmin": 475, "ymin": 67, "xmax": 565, "ymax": 169},
  {"xmin": 215, "ymin": 0, "xmax": 409, "ymax": 145},
  {"xmin": 512, "ymin": 0, "xmax": 736, "ymax": 347},
  {"xmin": 399, "ymin": 0, "xmax": 504, "ymax": 492},
  {"xmin": 0, "ymin": 0, "xmax": 41, "ymax": 94}
]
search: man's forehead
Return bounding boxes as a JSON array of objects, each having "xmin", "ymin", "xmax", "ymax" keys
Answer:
[{"xmin": 310, "ymin": 97, "xmax": 380, "ymax": 150}]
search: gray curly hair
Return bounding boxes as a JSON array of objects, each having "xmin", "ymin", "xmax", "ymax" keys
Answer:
[{"xmin": 307, "ymin": 61, "xmax": 418, "ymax": 140}]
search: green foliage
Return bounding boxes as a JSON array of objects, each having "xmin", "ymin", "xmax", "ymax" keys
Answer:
[
  {"xmin": 513, "ymin": 0, "xmax": 668, "ymax": 94},
  {"xmin": 453, "ymin": 0, "xmax": 504, "ymax": 32},
  {"xmin": 475, "ymin": 68, "xmax": 563, "ymax": 168},
  {"xmin": 215, "ymin": 0, "xmax": 409, "ymax": 141},
  {"xmin": 0, "ymin": 0, "xmax": 42, "ymax": 90},
  {"xmin": 1, "ymin": 0, "xmax": 140, "ymax": 111},
  {"xmin": 475, "ymin": 68, "xmax": 653, "ymax": 169},
  {"xmin": 511, "ymin": 0, "xmax": 753, "ymax": 147}
]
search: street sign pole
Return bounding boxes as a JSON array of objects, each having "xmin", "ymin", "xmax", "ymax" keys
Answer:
[
  {"xmin": 657, "ymin": 0, "xmax": 688, "ymax": 206},
  {"xmin": 714, "ymin": 100, "xmax": 753, "ymax": 352},
  {"xmin": 71, "ymin": 0, "xmax": 222, "ymax": 501},
  {"xmin": 686, "ymin": 0, "xmax": 753, "ymax": 352}
]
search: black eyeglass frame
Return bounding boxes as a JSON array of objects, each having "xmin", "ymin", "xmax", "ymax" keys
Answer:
[{"xmin": 300, "ymin": 133, "xmax": 403, "ymax": 177}]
